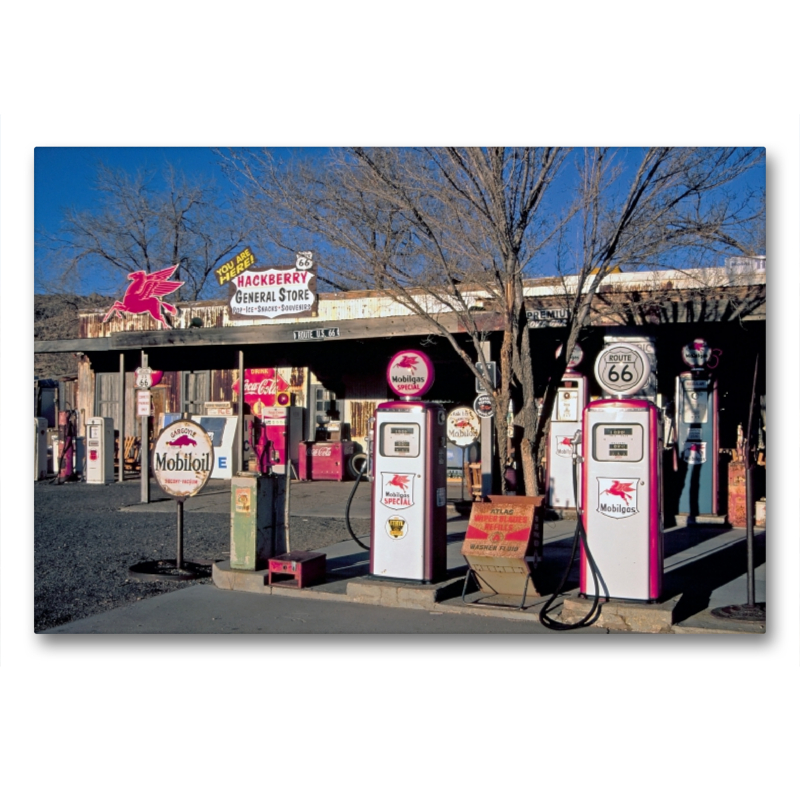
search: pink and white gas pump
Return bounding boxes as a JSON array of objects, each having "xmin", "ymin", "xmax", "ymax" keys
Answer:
[
  {"xmin": 370, "ymin": 350, "xmax": 448, "ymax": 583},
  {"xmin": 547, "ymin": 343, "xmax": 587, "ymax": 511},
  {"xmin": 580, "ymin": 343, "xmax": 663, "ymax": 601}
]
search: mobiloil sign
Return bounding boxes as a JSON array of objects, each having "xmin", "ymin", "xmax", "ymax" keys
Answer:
[{"xmin": 153, "ymin": 420, "xmax": 214, "ymax": 497}]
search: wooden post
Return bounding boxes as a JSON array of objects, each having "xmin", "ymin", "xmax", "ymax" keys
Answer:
[
  {"xmin": 119, "ymin": 352, "xmax": 125, "ymax": 483},
  {"xmin": 140, "ymin": 351, "xmax": 150, "ymax": 504}
]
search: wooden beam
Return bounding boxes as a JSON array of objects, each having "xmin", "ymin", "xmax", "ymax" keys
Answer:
[
  {"xmin": 106, "ymin": 313, "xmax": 473, "ymax": 351},
  {"xmin": 34, "ymin": 337, "xmax": 110, "ymax": 354}
]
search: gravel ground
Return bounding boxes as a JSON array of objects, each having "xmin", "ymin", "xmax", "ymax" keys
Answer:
[{"xmin": 34, "ymin": 479, "xmax": 369, "ymax": 632}]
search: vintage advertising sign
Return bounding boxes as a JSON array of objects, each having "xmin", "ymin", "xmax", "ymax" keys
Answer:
[
  {"xmin": 103, "ymin": 265, "xmax": 184, "ymax": 329},
  {"xmin": 232, "ymin": 368, "xmax": 292, "ymax": 417},
  {"xmin": 594, "ymin": 343, "xmax": 651, "ymax": 397},
  {"xmin": 473, "ymin": 393, "xmax": 494, "ymax": 419},
  {"xmin": 555, "ymin": 342, "xmax": 584, "ymax": 369},
  {"xmin": 215, "ymin": 246, "xmax": 257, "ymax": 287},
  {"xmin": 386, "ymin": 350, "xmax": 435, "ymax": 397},
  {"xmin": 461, "ymin": 495, "xmax": 545, "ymax": 596},
  {"xmin": 682, "ymin": 441, "xmax": 707, "ymax": 464},
  {"xmin": 681, "ymin": 338, "xmax": 711, "ymax": 368},
  {"xmin": 555, "ymin": 433, "xmax": 578, "ymax": 458},
  {"xmin": 526, "ymin": 307, "xmax": 569, "ymax": 328},
  {"xmin": 153, "ymin": 420, "xmax": 214, "ymax": 498},
  {"xmin": 596, "ymin": 478, "xmax": 640, "ymax": 519},
  {"xmin": 380, "ymin": 472, "xmax": 415, "ymax": 509},
  {"xmin": 446, "ymin": 406, "xmax": 480, "ymax": 446}
]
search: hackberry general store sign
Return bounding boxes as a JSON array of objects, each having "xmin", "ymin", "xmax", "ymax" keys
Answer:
[{"xmin": 226, "ymin": 251, "xmax": 318, "ymax": 320}]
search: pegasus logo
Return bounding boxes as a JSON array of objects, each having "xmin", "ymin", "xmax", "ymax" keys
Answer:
[
  {"xmin": 166, "ymin": 435, "xmax": 197, "ymax": 448},
  {"xmin": 387, "ymin": 474, "xmax": 410, "ymax": 491},
  {"xmin": 103, "ymin": 265, "xmax": 184, "ymax": 329},
  {"xmin": 396, "ymin": 355, "xmax": 418, "ymax": 372},
  {"xmin": 600, "ymin": 480, "xmax": 635, "ymax": 504}
]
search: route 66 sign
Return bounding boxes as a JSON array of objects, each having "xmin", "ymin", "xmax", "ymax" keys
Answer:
[{"xmin": 594, "ymin": 344, "xmax": 651, "ymax": 397}]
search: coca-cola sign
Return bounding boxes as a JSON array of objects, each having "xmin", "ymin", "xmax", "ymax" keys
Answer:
[{"xmin": 232, "ymin": 368, "xmax": 291, "ymax": 417}]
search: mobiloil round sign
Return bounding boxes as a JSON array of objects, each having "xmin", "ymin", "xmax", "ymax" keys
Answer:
[
  {"xmin": 386, "ymin": 350, "xmax": 435, "ymax": 398},
  {"xmin": 447, "ymin": 406, "xmax": 480, "ymax": 446},
  {"xmin": 594, "ymin": 343, "xmax": 651, "ymax": 397},
  {"xmin": 153, "ymin": 420, "xmax": 214, "ymax": 498}
]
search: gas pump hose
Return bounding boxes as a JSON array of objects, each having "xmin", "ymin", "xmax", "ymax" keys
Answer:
[
  {"xmin": 538, "ymin": 445, "xmax": 605, "ymax": 631},
  {"xmin": 345, "ymin": 457, "xmax": 370, "ymax": 551}
]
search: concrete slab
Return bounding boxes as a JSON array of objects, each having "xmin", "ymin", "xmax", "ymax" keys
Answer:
[{"xmin": 561, "ymin": 594, "xmax": 679, "ymax": 633}]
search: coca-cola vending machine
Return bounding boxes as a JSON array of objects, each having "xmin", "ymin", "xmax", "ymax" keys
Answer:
[{"xmin": 262, "ymin": 406, "xmax": 304, "ymax": 475}]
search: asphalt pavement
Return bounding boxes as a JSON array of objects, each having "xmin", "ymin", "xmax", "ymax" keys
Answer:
[{"xmin": 41, "ymin": 474, "xmax": 766, "ymax": 635}]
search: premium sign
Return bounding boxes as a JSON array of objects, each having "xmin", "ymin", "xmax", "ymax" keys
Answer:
[
  {"xmin": 153, "ymin": 420, "xmax": 214, "ymax": 497},
  {"xmin": 527, "ymin": 307, "xmax": 569, "ymax": 328},
  {"xmin": 386, "ymin": 350, "xmax": 435, "ymax": 397}
]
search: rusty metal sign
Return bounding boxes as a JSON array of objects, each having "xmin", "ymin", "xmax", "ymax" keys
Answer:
[{"xmin": 462, "ymin": 495, "xmax": 545, "ymax": 596}]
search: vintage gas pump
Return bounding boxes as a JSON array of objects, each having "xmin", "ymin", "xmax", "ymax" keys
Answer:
[
  {"xmin": 547, "ymin": 343, "xmax": 587, "ymax": 511},
  {"xmin": 35, "ymin": 418, "xmax": 48, "ymax": 481},
  {"xmin": 85, "ymin": 417, "xmax": 115, "ymax": 484},
  {"xmin": 675, "ymin": 339, "xmax": 719, "ymax": 517},
  {"xmin": 369, "ymin": 350, "xmax": 448, "ymax": 583},
  {"xmin": 580, "ymin": 343, "xmax": 663, "ymax": 601}
]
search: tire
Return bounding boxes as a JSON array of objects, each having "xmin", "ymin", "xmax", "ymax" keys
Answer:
[{"xmin": 348, "ymin": 452, "xmax": 368, "ymax": 479}]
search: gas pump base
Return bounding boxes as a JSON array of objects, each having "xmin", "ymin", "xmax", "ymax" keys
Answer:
[
  {"xmin": 675, "ymin": 513, "xmax": 729, "ymax": 527},
  {"xmin": 346, "ymin": 575, "xmax": 465, "ymax": 610},
  {"xmin": 560, "ymin": 593, "xmax": 680, "ymax": 633}
]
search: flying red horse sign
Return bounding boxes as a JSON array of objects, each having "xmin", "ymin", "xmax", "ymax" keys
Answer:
[{"xmin": 103, "ymin": 265, "xmax": 184, "ymax": 329}]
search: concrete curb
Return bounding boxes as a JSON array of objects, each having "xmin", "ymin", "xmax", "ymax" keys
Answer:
[{"xmin": 212, "ymin": 561, "xmax": 761, "ymax": 633}]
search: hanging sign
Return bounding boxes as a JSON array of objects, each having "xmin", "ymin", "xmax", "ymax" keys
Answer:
[
  {"xmin": 473, "ymin": 393, "xmax": 494, "ymax": 419},
  {"xmin": 446, "ymin": 406, "xmax": 480, "ymax": 446},
  {"xmin": 386, "ymin": 350, "xmax": 435, "ymax": 397},
  {"xmin": 153, "ymin": 420, "xmax": 214, "ymax": 497},
  {"xmin": 594, "ymin": 344, "xmax": 651, "ymax": 397}
]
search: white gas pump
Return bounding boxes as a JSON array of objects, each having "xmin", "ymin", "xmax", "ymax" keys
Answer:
[
  {"xmin": 547, "ymin": 344, "xmax": 587, "ymax": 511},
  {"xmin": 580, "ymin": 343, "xmax": 663, "ymax": 602},
  {"xmin": 85, "ymin": 417, "xmax": 115, "ymax": 484},
  {"xmin": 35, "ymin": 418, "xmax": 48, "ymax": 481},
  {"xmin": 370, "ymin": 401, "xmax": 448, "ymax": 582}
]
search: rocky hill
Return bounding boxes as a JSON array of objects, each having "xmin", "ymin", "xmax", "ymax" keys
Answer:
[{"xmin": 34, "ymin": 293, "xmax": 109, "ymax": 378}]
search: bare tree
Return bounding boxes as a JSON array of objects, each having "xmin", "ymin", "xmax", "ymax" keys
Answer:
[
  {"xmin": 37, "ymin": 162, "xmax": 259, "ymax": 301},
  {"xmin": 221, "ymin": 146, "xmax": 764, "ymax": 496}
]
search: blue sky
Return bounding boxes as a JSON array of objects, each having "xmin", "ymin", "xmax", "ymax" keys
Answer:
[{"xmin": 35, "ymin": 146, "xmax": 766, "ymax": 296}]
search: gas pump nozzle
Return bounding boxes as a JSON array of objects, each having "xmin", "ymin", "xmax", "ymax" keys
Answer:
[{"xmin": 571, "ymin": 429, "xmax": 583, "ymax": 464}]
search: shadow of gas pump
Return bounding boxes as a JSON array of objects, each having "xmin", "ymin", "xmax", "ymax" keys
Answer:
[{"xmin": 662, "ymin": 529, "xmax": 766, "ymax": 624}]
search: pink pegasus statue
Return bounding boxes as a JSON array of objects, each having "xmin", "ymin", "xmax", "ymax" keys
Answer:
[{"xmin": 103, "ymin": 265, "xmax": 184, "ymax": 329}]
